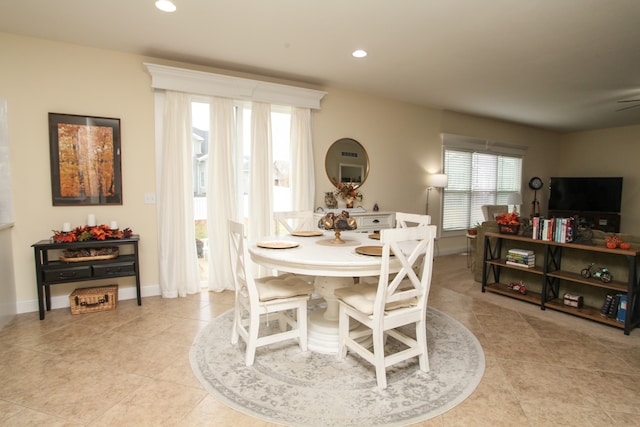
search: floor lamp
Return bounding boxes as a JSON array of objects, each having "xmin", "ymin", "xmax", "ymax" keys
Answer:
[{"xmin": 426, "ymin": 173, "xmax": 448, "ymax": 216}]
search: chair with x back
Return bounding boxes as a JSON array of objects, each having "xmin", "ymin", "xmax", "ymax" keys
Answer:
[
  {"xmin": 395, "ymin": 212, "xmax": 431, "ymax": 228},
  {"xmin": 273, "ymin": 210, "xmax": 317, "ymax": 236},
  {"xmin": 228, "ymin": 220, "xmax": 315, "ymax": 366},
  {"xmin": 272, "ymin": 210, "xmax": 318, "ymax": 284},
  {"xmin": 335, "ymin": 224, "xmax": 437, "ymax": 389}
]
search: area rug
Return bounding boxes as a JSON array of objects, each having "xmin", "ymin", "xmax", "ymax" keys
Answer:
[{"xmin": 190, "ymin": 308, "xmax": 485, "ymax": 426}]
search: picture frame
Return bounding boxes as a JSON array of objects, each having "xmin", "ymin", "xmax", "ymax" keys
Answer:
[{"xmin": 48, "ymin": 113, "xmax": 122, "ymax": 206}]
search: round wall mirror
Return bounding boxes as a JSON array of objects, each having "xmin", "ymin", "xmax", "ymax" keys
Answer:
[{"xmin": 324, "ymin": 138, "xmax": 369, "ymax": 189}]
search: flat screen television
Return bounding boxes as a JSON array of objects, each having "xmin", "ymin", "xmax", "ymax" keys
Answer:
[{"xmin": 548, "ymin": 177, "xmax": 623, "ymax": 214}]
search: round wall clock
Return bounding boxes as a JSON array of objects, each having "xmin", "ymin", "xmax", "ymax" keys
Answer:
[
  {"xmin": 529, "ymin": 176, "xmax": 543, "ymax": 190},
  {"xmin": 528, "ymin": 176, "xmax": 542, "ymax": 216}
]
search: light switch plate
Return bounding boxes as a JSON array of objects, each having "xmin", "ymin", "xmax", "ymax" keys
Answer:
[{"xmin": 144, "ymin": 193, "xmax": 156, "ymax": 204}]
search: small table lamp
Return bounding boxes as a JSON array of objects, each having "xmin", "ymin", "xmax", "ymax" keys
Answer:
[
  {"xmin": 426, "ymin": 173, "xmax": 448, "ymax": 215},
  {"xmin": 507, "ymin": 193, "xmax": 523, "ymax": 212}
]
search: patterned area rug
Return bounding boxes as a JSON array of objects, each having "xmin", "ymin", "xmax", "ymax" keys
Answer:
[{"xmin": 190, "ymin": 308, "xmax": 485, "ymax": 426}]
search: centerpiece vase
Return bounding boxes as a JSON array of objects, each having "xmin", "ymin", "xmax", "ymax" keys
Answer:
[
  {"xmin": 330, "ymin": 229, "xmax": 345, "ymax": 244},
  {"xmin": 345, "ymin": 197, "xmax": 354, "ymax": 209}
]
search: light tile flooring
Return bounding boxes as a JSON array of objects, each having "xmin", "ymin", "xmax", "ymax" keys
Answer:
[{"xmin": 1, "ymin": 254, "xmax": 640, "ymax": 426}]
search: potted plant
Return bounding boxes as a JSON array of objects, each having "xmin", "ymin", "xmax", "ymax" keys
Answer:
[{"xmin": 467, "ymin": 222, "xmax": 480, "ymax": 236}]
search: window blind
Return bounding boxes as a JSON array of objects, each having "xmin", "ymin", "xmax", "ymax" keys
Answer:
[{"xmin": 441, "ymin": 134, "xmax": 525, "ymax": 232}]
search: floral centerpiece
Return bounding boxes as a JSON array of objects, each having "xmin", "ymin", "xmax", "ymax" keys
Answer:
[
  {"xmin": 496, "ymin": 211, "xmax": 520, "ymax": 235},
  {"xmin": 318, "ymin": 210, "xmax": 357, "ymax": 244},
  {"xmin": 52, "ymin": 224, "xmax": 133, "ymax": 243},
  {"xmin": 334, "ymin": 182, "xmax": 363, "ymax": 208}
]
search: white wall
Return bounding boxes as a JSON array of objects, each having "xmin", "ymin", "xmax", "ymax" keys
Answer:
[{"xmin": 0, "ymin": 225, "xmax": 16, "ymax": 326}]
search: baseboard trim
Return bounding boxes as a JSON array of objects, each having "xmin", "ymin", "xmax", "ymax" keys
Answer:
[{"xmin": 16, "ymin": 283, "xmax": 162, "ymax": 315}]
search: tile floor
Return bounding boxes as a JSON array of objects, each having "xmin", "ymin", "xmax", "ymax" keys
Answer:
[{"xmin": 1, "ymin": 254, "xmax": 640, "ymax": 426}]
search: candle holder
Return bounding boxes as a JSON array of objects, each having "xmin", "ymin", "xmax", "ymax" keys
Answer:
[{"xmin": 318, "ymin": 211, "xmax": 357, "ymax": 244}]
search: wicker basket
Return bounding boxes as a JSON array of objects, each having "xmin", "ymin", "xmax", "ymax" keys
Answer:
[
  {"xmin": 499, "ymin": 223, "xmax": 520, "ymax": 235},
  {"xmin": 69, "ymin": 285, "xmax": 118, "ymax": 315},
  {"xmin": 60, "ymin": 247, "xmax": 119, "ymax": 262}
]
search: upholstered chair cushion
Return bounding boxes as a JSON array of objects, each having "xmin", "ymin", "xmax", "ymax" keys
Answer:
[
  {"xmin": 334, "ymin": 282, "xmax": 417, "ymax": 315},
  {"xmin": 257, "ymin": 275, "xmax": 314, "ymax": 301}
]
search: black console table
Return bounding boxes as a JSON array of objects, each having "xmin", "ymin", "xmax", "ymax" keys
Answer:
[{"xmin": 32, "ymin": 235, "xmax": 141, "ymax": 319}]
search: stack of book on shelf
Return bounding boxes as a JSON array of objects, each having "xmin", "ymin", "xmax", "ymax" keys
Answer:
[
  {"xmin": 531, "ymin": 217, "xmax": 575, "ymax": 242},
  {"xmin": 600, "ymin": 292, "xmax": 628, "ymax": 323},
  {"xmin": 506, "ymin": 249, "xmax": 535, "ymax": 268}
]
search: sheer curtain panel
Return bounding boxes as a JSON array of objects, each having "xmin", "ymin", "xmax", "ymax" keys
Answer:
[
  {"xmin": 290, "ymin": 107, "xmax": 315, "ymax": 211},
  {"xmin": 248, "ymin": 102, "xmax": 273, "ymax": 241},
  {"xmin": 207, "ymin": 97, "xmax": 238, "ymax": 292},
  {"xmin": 158, "ymin": 91, "xmax": 200, "ymax": 297}
]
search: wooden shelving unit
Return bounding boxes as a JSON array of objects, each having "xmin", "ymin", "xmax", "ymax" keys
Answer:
[{"xmin": 481, "ymin": 232, "xmax": 640, "ymax": 334}]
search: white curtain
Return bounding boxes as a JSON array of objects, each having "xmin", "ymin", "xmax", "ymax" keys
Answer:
[
  {"xmin": 157, "ymin": 91, "xmax": 200, "ymax": 298},
  {"xmin": 248, "ymin": 102, "xmax": 273, "ymax": 241},
  {"xmin": 207, "ymin": 97, "xmax": 238, "ymax": 292},
  {"xmin": 290, "ymin": 107, "xmax": 315, "ymax": 211}
]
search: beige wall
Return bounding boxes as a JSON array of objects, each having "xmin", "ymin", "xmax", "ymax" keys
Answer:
[
  {"xmin": 313, "ymin": 89, "xmax": 443, "ymax": 216},
  {"xmin": 3, "ymin": 31, "xmax": 638, "ymax": 313},
  {"xmin": 1, "ymin": 33, "xmax": 158, "ymax": 310},
  {"xmin": 559, "ymin": 125, "xmax": 640, "ymax": 234}
]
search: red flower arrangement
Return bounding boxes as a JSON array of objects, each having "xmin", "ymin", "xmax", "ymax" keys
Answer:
[
  {"xmin": 52, "ymin": 224, "xmax": 133, "ymax": 243},
  {"xmin": 496, "ymin": 211, "xmax": 520, "ymax": 225},
  {"xmin": 496, "ymin": 211, "xmax": 520, "ymax": 235}
]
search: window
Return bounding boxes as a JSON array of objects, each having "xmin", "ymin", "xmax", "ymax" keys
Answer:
[
  {"xmin": 238, "ymin": 104, "xmax": 293, "ymax": 216},
  {"xmin": 147, "ymin": 63, "xmax": 325, "ymax": 293},
  {"xmin": 191, "ymin": 100, "xmax": 293, "ymax": 284},
  {"xmin": 441, "ymin": 134, "xmax": 524, "ymax": 233}
]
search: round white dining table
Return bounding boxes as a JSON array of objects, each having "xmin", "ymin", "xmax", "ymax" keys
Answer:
[{"xmin": 249, "ymin": 230, "xmax": 402, "ymax": 354}]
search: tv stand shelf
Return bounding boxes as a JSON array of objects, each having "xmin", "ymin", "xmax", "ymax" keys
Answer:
[
  {"xmin": 482, "ymin": 232, "xmax": 640, "ymax": 334},
  {"xmin": 548, "ymin": 210, "xmax": 620, "ymax": 233}
]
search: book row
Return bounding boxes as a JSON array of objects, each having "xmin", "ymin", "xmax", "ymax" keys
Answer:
[
  {"xmin": 600, "ymin": 293, "xmax": 628, "ymax": 323},
  {"xmin": 531, "ymin": 217, "xmax": 574, "ymax": 242}
]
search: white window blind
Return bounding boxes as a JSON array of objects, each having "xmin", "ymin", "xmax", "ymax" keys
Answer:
[{"xmin": 441, "ymin": 134, "xmax": 525, "ymax": 232}]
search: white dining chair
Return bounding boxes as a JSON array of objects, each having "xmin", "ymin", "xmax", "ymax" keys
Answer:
[
  {"xmin": 335, "ymin": 225, "xmax": 437, "ymax": 389},
  {"xmin": 395, "ymin": 212, "xmax": 431, "ymax": 228},
  {"xmin": 273, "ymin": 210, "xmax": 320, "ymax": 287},
  {"xmin": 273, "ymin": 210, "xmax": 317, "ymax": 235},
  {"xmin": 359, "ymin": 212, "xmax": 431, "ymax": 286},
  {"xmin": 228, "ymin": 220, "xmax": 315, "ymax": 366}
]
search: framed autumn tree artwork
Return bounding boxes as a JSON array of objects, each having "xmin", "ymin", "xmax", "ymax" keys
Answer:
[{"xmin": 48, "ymin": 113, "xmax": 122, "ymax": 206}]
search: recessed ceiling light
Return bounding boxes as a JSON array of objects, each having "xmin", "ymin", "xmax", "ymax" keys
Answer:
[
  {"xmin": 352, "ymin": 49, "xmax": 367, "ymax": 58},
  {"xmin": 155, "ymin": 0, "xmax": 176, "ymax": 12}
]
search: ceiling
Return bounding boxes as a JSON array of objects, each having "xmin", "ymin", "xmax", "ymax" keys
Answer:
[{"xmin": 1, "ymin": 0, "xmax": 639, "ymax": 133}]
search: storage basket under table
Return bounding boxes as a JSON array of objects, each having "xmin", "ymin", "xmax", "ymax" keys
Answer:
[{"xmin": 69, "ymin": 285, "xmax": 118, "ymax": 315}]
